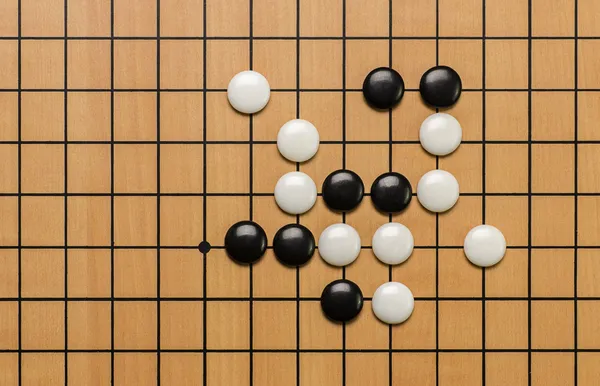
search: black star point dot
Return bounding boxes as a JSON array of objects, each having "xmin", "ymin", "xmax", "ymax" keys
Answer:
[{"xmin": 198, "ymin": 241, "xmax": 211, "ymax": 254}]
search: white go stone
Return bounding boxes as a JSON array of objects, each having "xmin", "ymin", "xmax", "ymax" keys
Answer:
[
  {"xmin": 372, "ymin": 223, "xmax": 414, "ymax": 265},
  {"xmin": 419, "ymin": 112, "xmax": 462, "ymax": 156},
  {"xmin": 227, "ymin": 70, "xmax": 270, "ymax": 114},
  {"xmin": 277, "ymin": 119, "xmax": 320, "ymax": 162},
  {"xmin": 417, "ymin": 169, "xmax": 460, "ymax": 213},
  {"xmin": 464, "ymin": 224, "xmax": 506, "ymax": 267},
  {"xmin": 372, "ymin": 282, "xmax": 414, "ymax": 325},
  {"xmin": 274, "ymin": 172, "xmax": 317, "ymax": 215},
  {"xmin": 318, "ymin": 223, "xmax": 361, "ymax": 267}
]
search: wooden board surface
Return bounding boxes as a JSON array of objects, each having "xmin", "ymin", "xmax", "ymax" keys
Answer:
[{"xmin": 1, "ymin": 0, "xmax": 600, "ymax": 385}]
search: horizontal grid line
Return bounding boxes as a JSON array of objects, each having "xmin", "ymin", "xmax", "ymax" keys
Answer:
[
  {"xmin": 0, "ymin": 245, "xmax": 595, "ymax": 249},
  {"xmin": 4, "ymin": 140, "xmax": 600, "ymax": 145},
  {"xmin": 1, "ymin": 192, "xmax": 599, "ymax": 197},
  {"xmin": 0, "ymin": 88, "xmax": 599, "ymax": 93},
  {"xmin": 0, "ymin": 296, "xmax": 597, "ymax": 302},
  {"xmin": 0, "ymin": 348, "xmax": 595, "ymax": 353},
  {"xmin": 1, "ymin": 35, "xmax": 597, "ymax": 40}
]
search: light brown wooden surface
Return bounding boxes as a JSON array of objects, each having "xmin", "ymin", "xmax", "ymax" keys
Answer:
[{"xmin": 1, "ymin": 0, "xmax": 599, "ymax": 385}]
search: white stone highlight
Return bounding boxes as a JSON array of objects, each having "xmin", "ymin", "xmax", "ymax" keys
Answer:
[
  {"xmin": 372, "ymin": 223, "xmax": 414, "ymax": 265},
  {"xmin": 464, "ymin": 224, "xmax": 507, "ymax": 267},
  {"xmin": 227, "ymin": 70, "xmax": 270, "ymax": 114},
  {"xmin": 277, "ymin": 119, "xmax": 320, "ymax": 162},
  {"xmin": 274, "ymin": 171, "xmax": 317, "ymax": 215},
  {"xmin": 419, "ymin": 112, "xmax": 462, "ymax": 156},
  {"xmin": 417, "ymin": 169, "xmax": 460, "ymax": 213},
  {"xmin": 372, "ymin": 282, "xmax": 414, "ymax": 325},
  {"xmin": 318, "ymin": 223, "xmax": 361, "ymax": 267}
]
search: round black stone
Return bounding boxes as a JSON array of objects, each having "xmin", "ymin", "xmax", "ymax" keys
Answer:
[
  {"xmin": 198, "ymin": 241, "xmax": 211, "ymax": 254},
  {"xmin": 322, "ymin": 169, "xmax": 364, "ymax": 212},
  {"xmin": 320, "ymin": 279, "xmax": 364, "ymax": 323},
  {"xmin": 362, "ymin": 67, "xmax": 405, "ymax": 109},
  {"xmin": 224, "ymin": 221, "xmax": 267, "ymax": 264},
  {"xmin": 370, "ymin": 172, "xmax": 412, "ymax": 213},
  {"xmin": 273, "ymin": 224, "xmax": 316, "ymax": 267},
  {"xmin": 419, "ymin": 65, "xmax": 462, "ymax": 108}
]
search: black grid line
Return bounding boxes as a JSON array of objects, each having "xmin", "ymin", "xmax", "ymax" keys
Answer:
[
  {"xmin": 341, "ymin": 0, "xmax": 348, "ymax": 384},
  {"xmin": 17, "ymin": 0, "xmax": 22, "ymax": 384},
  {"xmin": 63, "ymin": 0, "xmax": 69, "ymax": 383},
  {"xmin": 1, "ymin": 347, "xmax": 598, "ymax": 354},
  {"xmin": 156, "ymin": 1, "xmax": 162, "ymax": 384},
  {"xmin": 527, "ymin": 0, "xmax": 533, "ymax": 384},
  {"xmin": 295, "ymin": 1, "xmax": 301, "ymax": 385},
  {"xmin": 4, "ymin": 34, "xmax": 600, "ymax": 41},
  {"xmin": 574, "ymin": 0, "xmax": 579, "ymax": 385},
  {"xmin": 481, "ymin": 1, "xmax": 487, "ymax": 385},
  {"xmin": 202, "ymin": 0, "xmax": 208, "ymax": 384},
  {"xmin": 4, "ymin": 191, "xmax": 600, "ymax": 198},
  {"xmin": 56, "ymin": 297, "xmax": 600, "ymax": 303},
  {"xmin": 387, "ymin": 1, "xmax": 393, "ymax": 384},
  {"xmin": 4, "ymin": 87, "xmax": 600, "ymax": 92},
  {"xmin": 110, "ymin": 0, "xmax": 116, "ymax": 384},
  {"xmin": 248, "ymin": 1, "xmax": 255, "ymax": 385},
  {"xmin": 435, "ymin": 0, "xmax": 440, "ymax": 384},
  {"xmin": 4, "ymin": 244, "xmax": 600, "ymax": 250},
  {"xmin": 9, "ymin": 139, "xmax": 600, "ymax": 145}
]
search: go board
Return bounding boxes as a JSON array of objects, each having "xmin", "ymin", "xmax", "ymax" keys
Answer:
[{"xmin": 0, "ymin": 0, "xmax": 599, "ymax": 385}]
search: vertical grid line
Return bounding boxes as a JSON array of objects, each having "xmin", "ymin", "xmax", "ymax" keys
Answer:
[
  {"xmin": 387, "ymin": 2, "xmax": 393, "ymax": 385},
  {"xmin": 202, "ymin": 0, "xmax": 208, "ymax": 384},
  {"xmin": 341, "ymin": 0, "xmax": 347, "ymax": 171},
  {"xmin": 156, "ymin": 1, "xmax": 162, "ymax": 383},
  {"xmin": 17, "ymin": 1, "xmax": 22, "ymax": 384},
  {"xmin": 295, "ymin": 1, "xmax": 301, "ymax": 385},
  {"xmin": 110, "ymin": 0, "xmax": 116, "ymax": 383},
  {"xmin": 341, "ymin": 1, "xmax": 347, "ymax": 385},
  {"xmin": 527, "ymin": 0, "xmax": 533, "ymax": 384},
  {"xmin": 435, "ymin": 0, "xmax": 440, "ymax": 385},
  {"xmin": 248, "ymin": 1, "xmax": 254, "ymax": 384},
  {"xmin": 63, "ymin": 1, "xmax": 69, "ymax": 384},
  {"xmin": 481, "ymin": 1, "xmax": 487, "ymax": 385},
  {"xmin": 573, "ymin": 0, "xmax": 579, "ymax": 384}
]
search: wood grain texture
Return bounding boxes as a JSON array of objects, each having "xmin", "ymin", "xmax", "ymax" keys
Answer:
[{"xmin": 1, "ymin": 0, "xmax": 599, "ymax": 385}]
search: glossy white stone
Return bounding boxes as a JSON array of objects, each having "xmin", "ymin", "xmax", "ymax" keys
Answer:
[
  {"xmin": 372, "ymin": 223, "xmax": 414, "ymax": 265},
  {"xmin": 419, "ymin": 112, "xmax": 462, "ymax": 156},
  {"xmin": 274, "ymin": 172, "xmax": 317, "ymax": 215},
  {"xmin": 227, "ymin": 70, "xmax": 270, "ymax": 114},
  {"xmin": 318, "ymin": 223, "xmax": 361, "ymax": 267},
  {"xmin": 417, "ymin": 169, "xmax": 460, "ymax": 213},
  {"xmin": 277, "ymin": 119, "xmax": 320, "ymax": 162},
  {"xmin": 372, "ymin": 282, "xmax": 414, "ymax": 325},
  {"xmin": 464, "ymin": 224, "xmax": 506, "ymax": 267}
]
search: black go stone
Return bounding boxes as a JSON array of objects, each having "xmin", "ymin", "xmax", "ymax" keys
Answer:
[
  {"xmin": 370, "ymin": 172, "xmax": 412, "ymax": 213},
  {"xmin": 224, "ymin": 221, "xmax": 267, "ymax": 264},
  {"xmin": 322, "ymin": 169, "xmax": 364, "ymax": 212},
  {"xmin": 419, "ymin": 65, "xmax": 462, "ymax": 108},
  {"xmin": 362, "ymin": 67, "xmax": 405, "ymax": 109},
  {"xmin": 320, "ymin": 279, "xmax": 364, "ymax": 323},
  {"xmin": 273, "ymin": 224, "xmax": 316, "ymax": 267}
]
